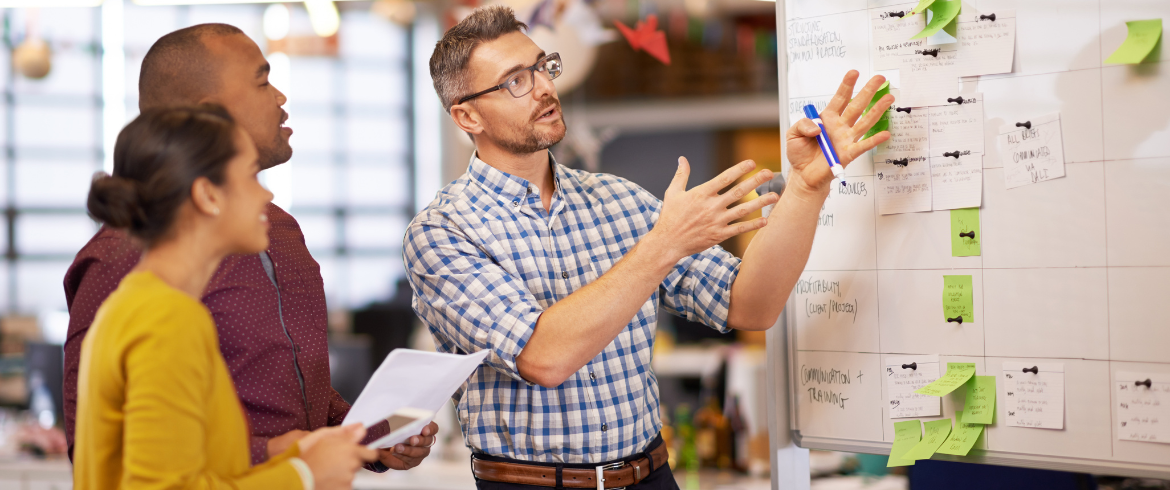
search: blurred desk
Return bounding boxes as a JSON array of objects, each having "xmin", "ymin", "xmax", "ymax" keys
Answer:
[{"xmin": 0, "ymin": 458, "xmax": 72, "ymax": 490}]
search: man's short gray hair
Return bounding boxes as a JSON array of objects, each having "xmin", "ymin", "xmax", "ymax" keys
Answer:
[{"xmin": 429, "ymin": 6, "xmax": 528, "ymax": 112}]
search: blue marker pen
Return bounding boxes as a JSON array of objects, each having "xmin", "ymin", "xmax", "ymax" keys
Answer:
[{"xmin": 802, "ymin": 104, "xmax": 845, "ymax": 186}]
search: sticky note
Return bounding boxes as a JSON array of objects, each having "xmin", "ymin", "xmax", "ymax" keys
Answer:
[
  {"xmin": 886, "ymin": 355, "xmax": 942, "ymax": 419},
  {"xmin": 1105, "ymin": 19, "xmax": 1162, "ymax": 65},
  {"xmin": 915, "ymin": 362, "xmax": 976, "ymax": 397},
  {"xmin": 911, "ymin": 0, "xmax": 961, "ymax": 40},
  {"xmin": 863, "ymin": 81, "xmax": 892, "ymax": 139},
  {"xmin": 951, "ymin": 208, "xmax": 981, "ymax": 256},
  {"xmin": 937, "ymin": 410, "xmax": 985, "ymax": 456},
  {"xmin": 888, "ymin": 420, "xmax": 922, "ymax": 467},
  {"xmin": 963, "ymin": 375, "xmax": 995, "ymax": 425},
  {"xmin": 910, "ymin": 0, "xmax": 936, "ymax": 15},
  {"xmin": 905, "ymin": 419, "xmax": 953, "ymax": 460},
  {"xmin": 1115, "ymin": 371, "xmax": 1170, "ymax": 443},
  {"xmin": 1004, "ymin": 361, "xmax": 1066, "ymax": 429},
  {"xmin": 942, "ymin": 275, "xmax": 974, "ymax": 324}
]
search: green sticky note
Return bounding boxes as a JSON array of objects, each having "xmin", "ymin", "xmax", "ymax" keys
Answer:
[
  {"xmin": 862, "ymin": 81, "xmax": 892, "ymax": 139},
  {"xmin": 942, "ymin": 2, "xmax": 962, "ymax": 39},
  {"xmin": 911, "ymin": 0, "xmax": 962, "ymax": 40},
  {"xmin": 963, "ymin": 376, "xmax": 995, "ymax": 425},
  {"xmin": 1105, "ymin": 19, "xmax": 1163, "ymax": 64},
  {"xmin": 950, "ymin": 208, "xmax": 981, "ymax": 257},
  {"xmin": 937, "ymin": 410, "xmax": 985, "ymax": 456},
  {"xmin": 888, "ymin": 420, "xmax": 922, "ymax": 467},
  {"xmin": 915, "ymin": 363, "xmax": 976, "ymax": 397},
  {"xmin": 910, "ymin": 0, "xmax": 936, "ymax": 15},
  {"xmin": 942, "ymin": 275, "xmax": 974, "ymax": 324},
  {"xmin": 904, "ymin": 419, "xmax": 953, "ymax": 460}
]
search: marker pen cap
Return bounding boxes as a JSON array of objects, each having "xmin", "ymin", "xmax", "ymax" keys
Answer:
[{"xmin": 802, "ymin": 104, "xmax": 819, "ymax": 120}]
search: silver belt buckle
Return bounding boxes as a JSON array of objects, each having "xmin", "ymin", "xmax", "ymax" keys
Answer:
[{"xmin": 595, "ymin": 461, "xmax": 626, "ymax": 490}]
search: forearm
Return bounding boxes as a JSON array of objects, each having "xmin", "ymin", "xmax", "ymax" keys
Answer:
[
  {"xmin": 727, "ymin": 174, "xmax": 830, "ymax": 331},
  {"xmin": 517, "ymin": 232, "xmax": 678, "ymax": 387}
]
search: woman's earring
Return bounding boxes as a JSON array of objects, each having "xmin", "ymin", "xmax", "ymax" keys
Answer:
[{"xmin": 212, "ymin": 207, "xmax": 221, "ymax": 216}]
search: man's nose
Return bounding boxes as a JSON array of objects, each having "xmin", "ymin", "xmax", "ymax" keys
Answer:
[
  {"xmin": 531, "ymin": 69, "xmax": 557, "ymax": 100},
  {"xmin": 274, "ymin": 86, "xmax": 288, "ymax": 106}
]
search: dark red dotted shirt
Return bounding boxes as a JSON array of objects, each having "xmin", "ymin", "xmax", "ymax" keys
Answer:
[{"xmin": 63, "ymin": 203, "xmax": 383, "ymax": 465}]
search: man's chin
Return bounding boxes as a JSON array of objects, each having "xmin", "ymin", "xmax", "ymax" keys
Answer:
[{"xmin": 260, "ymin": 143, "xmax": 294, "ymax": 170}]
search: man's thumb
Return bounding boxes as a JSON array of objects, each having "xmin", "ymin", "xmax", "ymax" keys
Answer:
[{"xmin": 667, "ymin": 157, "xmax": 691, "ymax": 196}]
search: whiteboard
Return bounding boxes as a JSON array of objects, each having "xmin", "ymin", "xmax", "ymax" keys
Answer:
[{"xmin": 773, "ymin": 0, "xmax": 1170, "ymax": 479}]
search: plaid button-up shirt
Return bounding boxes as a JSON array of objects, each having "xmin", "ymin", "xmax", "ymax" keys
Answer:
[{"xmin": 404, "ymin": 155, "xmax": 741, "ymax": 463}]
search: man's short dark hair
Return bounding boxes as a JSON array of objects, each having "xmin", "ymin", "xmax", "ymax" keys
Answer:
[
  {"xmin": 138, "ymin": 24, "xmax": 244, "ymax": 111},
  {"xmin": 429, "ymin": 6, "xmax": 528, "ymax": 112}
]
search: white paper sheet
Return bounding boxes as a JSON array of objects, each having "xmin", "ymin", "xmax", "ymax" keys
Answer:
[
  {"xmin": 997, "ymin": 113, "xmax": 1066, "ymax": 189},
  {"xmin": 1003, "ymin": 361, "xmax": 1065, "ymax": 430},
  {"xmin": 871, "ymin": 5, "xmax": 927, "ymax": 71},
  {"xmin": 956, "ymin": 10, "xmax": 1016, "ymax": 77},
  {"xmin": 875, "ymin": 100, "xmax": 929, "ymax": 161},
  {"xmin": 899, "ymin": 51, "xmax": 960, "ymax": 108},
  {"xmin": 886, "ymin": 355, "xmax": 942, "ymax": 419},
  {"xmin": 876, "ymin": 153, "xmax": 932, "ymax": 215},
  {"xmin": 1116, "ymin": 371, "xmax": 1170, "ymax": 445},
  {"xmin": 930, "ymin": 152, "xmax": 983, "ymax": 211},
  {"xmin": 927, "ymin": 94, "xmax": 985, "ymax": 154},
  {"xmin": 342, "ymin": 349, "xmax": 490, "ymax": 447}
]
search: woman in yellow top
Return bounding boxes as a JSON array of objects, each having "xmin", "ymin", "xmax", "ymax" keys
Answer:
[{"xmin": 73, "ymin": 105, "xmax": 376, "ymax": 489}]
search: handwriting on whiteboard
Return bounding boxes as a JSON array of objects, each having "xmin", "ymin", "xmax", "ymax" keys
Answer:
[{"xmin": 801, "ymin": 364, "xmax": 860, "ymax": 410}]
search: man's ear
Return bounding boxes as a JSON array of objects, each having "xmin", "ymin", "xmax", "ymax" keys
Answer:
[
  {"xmin": 190, "ymin": 176, "xmax": 224, "ymax": 218},
  {"xmin": 449, "ymin": 103, "xmax": 485, "ymax": 137}
]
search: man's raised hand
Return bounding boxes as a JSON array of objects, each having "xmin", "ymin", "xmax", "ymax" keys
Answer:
[
  {"xmin": 651, "ymin": 157, "xmax": 779, "ymax": 260},
  {"xmin": 786, "ymin": 70, "xmax": 894, "ymax": 194}
]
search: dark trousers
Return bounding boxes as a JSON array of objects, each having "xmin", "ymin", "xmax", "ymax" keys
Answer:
[{"xmin": 473, "ymin": 436, "xmax": 680, "ymax": 490}]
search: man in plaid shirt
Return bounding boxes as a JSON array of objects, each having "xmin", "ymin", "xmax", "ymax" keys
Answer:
[{"xmin": 405, "ymin": 6, "xmax": 892, "ymax": 489}]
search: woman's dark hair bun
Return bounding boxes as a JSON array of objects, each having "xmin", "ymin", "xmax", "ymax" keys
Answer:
[
  {"xmin": 87, "ymin": 173, "xmax": 145, "ymax": 230},
  {"xmin": 86, "ymin": 104, "xmax": 238, "ymax": 247}
]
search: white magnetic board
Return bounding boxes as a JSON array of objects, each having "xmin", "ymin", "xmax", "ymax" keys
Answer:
[{"xmin": 774, "ymin": 0, "xmax": 1170, "ymax": 479}]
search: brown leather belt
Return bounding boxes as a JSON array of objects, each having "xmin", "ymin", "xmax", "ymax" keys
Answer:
[{"xmin": 471, "ymin": 439, "xmax": 669, "ymax": 489}]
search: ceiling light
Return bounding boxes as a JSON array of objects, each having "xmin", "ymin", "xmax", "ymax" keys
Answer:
[
  {"xmin": 263, "ymin": 3, "xmax": 290, "ymax": 41},
  {"xmin": 304, "ymin": 0, "xmax": 340, "ymax": 38}
]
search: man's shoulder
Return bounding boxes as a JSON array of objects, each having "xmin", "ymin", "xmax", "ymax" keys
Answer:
[
  {"xmin": 409, "ymin": 173, "xmax": 501, "ymax": 231},
  {"xmin": 558, "ymin": 166, "xmax": 657, "ymax": 210},
  {"xmin": 65, "ymin": 227, "xmax": 141, "ymax": 295}
]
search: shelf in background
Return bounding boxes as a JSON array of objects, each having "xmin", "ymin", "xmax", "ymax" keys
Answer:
[{"xmin": 565, "ymin": 94, "xmax": 782, "ymax": 134}]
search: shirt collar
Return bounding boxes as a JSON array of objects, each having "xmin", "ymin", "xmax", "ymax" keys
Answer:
[{"xmin": 468, "ymin": 152, "xmax": 565, "ymax": 206}]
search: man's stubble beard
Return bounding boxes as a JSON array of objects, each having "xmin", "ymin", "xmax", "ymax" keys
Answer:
[
  {"xmin": 258, "ymin": 135, "xmax": 294, "ymax": 170},
  {"xmin": 489, "ymin": 101, "xmax": 568, "ymax": 155}
]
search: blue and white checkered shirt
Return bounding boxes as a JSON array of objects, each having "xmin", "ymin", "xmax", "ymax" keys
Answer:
[{"xmin": 403, "ymin": 154, "xmax": 741, "ymax": 463}]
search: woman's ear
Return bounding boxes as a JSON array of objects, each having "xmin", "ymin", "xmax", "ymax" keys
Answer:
[
  {"xmin": 190, "ymin": 176, "xmax": 224, "ymax": 218},
  {"xmin": 449, "ymin": 103, "xmax": 485, "ymax": 136}
]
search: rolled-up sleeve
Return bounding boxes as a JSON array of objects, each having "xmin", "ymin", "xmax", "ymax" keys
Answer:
[
  {"xmin": 637, "ymin": 189, "xmax": 743, "ymax": 333},
  {"xmin": 404, "ymin": 219, "xmax": 541, "ymax": 384}
]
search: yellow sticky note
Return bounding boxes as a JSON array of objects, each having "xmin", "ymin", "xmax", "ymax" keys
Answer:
[
  {"xmin": 963, "ymin": 376, "xmax": 995, "ymax": 425},
  {"xmin": 937, "ymin": 410, "xmax": 985, "ymax": 456},
  {"xmin": 911, "ymin": 0, "xmax": 961, "ymax": 40},
  {"xmin": 943, "ymin": 275, "xmax": 974, "ymax": 324},
  {"xmin": 904, "ymin": 419, "xmax": 953, "ymax": 460},
  {"xmin": 951, "ymin": 208, "xmax": 980, "ymax": 257},
  {"xmin": 888, "ymin": 420, "xmax": 922, "ymax": 467},
  {"xmin": 1105, "ymin": 19, "xmax": 1163, "ymax": 65},
  {"xmin": 915, "ymin": 363, "xmax": 976, "ymax": 397}
]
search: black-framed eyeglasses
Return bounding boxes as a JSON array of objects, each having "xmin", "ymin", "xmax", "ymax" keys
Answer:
[{"xmin": 457, "ymin": 52, "xmax": 563, "ymax": 105}]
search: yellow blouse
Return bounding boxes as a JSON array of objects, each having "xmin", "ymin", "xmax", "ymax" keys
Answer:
[{"xmin": 73, "ymin": 271, "xmax": 308, "ymax": 490}]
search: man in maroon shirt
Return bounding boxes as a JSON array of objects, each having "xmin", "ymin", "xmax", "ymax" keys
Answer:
[{"xmin": 63, "ymin": 24, "xmax": 436, "ymax": 471}]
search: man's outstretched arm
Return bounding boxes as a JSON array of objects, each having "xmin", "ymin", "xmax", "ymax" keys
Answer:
[
  {"xmin": 726, "ymin": 71, "xmax": 894, "ymax": 331},
  {"xmin": 516, "ymin": 159, "xmax": 778, "ymax": 388}
]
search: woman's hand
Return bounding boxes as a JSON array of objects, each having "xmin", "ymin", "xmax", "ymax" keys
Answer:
[{"xmin": 298, "ymin": 424, "xmax": 378, "ymax": 490}]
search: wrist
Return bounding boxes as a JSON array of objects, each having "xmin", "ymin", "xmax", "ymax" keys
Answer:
[
  {"xmin": 637, "ymin": 229, "xmax": 686, "ymax": 271},
  {"xmin": 786, "ymin": 172, "xmax": 832, "ymax": 202}
]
